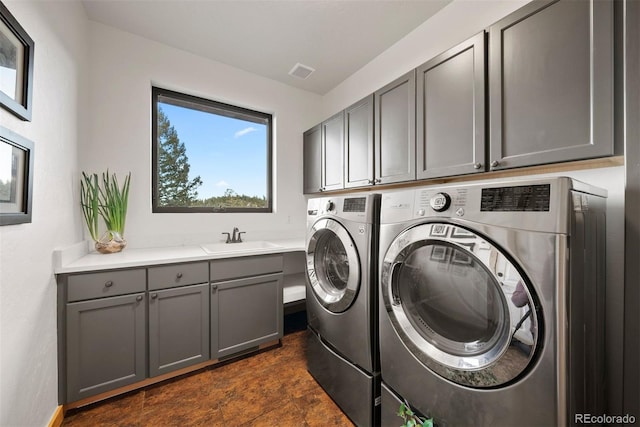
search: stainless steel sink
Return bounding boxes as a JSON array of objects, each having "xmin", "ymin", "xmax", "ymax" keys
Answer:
[{"xmin": 200, "ymin": 240, "xmax": 282, "ymax": 254}]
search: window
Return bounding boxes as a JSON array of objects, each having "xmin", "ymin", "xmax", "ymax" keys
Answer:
[{"xmin": 152, "ymin": 87, "xmax": 272, "ymax": 213}]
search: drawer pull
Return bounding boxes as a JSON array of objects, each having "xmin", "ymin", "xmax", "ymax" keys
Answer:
[
  {"xmin": 176, "ymin": 272, "xmax": 183, "ymax": 279},
  {"xmin": 105, "ymin": 281, "xmax": 114, "ymax": 288},
  {"xmin": 136, "ymin": 295, "xmax": 143, "ymax": 302}
]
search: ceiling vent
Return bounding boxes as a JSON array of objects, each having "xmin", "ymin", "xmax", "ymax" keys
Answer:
[{"xmin": 288, "ymin": 63, "xmax": 315, "ymax": 80}]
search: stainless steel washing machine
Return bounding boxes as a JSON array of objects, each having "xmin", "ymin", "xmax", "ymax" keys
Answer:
[
  {"xmin": 378, "ymin": 177, "xmax": 606, "ymax": 426},
  {"xmin": 306, "ymin": 194, "xmax": 381, "ymax": 426}
]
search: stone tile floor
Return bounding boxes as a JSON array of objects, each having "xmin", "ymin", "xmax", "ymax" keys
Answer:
[{"xmin": 62, "ymin": 328, "xmax": 354, "ymax": 426}]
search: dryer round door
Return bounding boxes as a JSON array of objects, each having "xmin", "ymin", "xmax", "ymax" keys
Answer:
[
  {"xmin": 306, "ymin": 218, "xmax": 361, "ymax": 313},
  {"xmin": 381, "ymin": 222, "xmax": 542, "ymax": 388}
]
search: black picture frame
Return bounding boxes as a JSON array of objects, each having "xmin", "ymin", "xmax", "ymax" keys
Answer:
[
  {"xmin": 0, "ymin": 126, "xmax": 33, "ymax": 225},
  {"xmin": 0, "ymin": 1, "xmax": 34, "ymax": 121}
]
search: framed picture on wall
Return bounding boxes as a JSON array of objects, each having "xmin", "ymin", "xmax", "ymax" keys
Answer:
[
  {"xmin": 0, "ymin": 1, "xmax": 34, "ymax": 121},
  {"xmin": 0, "ymin": 126, "xmax": 33, "ymax": 225}
]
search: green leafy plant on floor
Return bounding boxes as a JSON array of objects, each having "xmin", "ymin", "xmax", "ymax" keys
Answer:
[
  {"xmin": 80, "ymin": 170, "xmax": 131, "ymax": 242},
  {"xmin": 398, "ymin": 402, "xmax": 433, "ymax": 427}
]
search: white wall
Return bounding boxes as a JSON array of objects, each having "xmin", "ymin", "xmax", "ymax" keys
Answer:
[
  {"xmin": 321, "ymin": 0, "xmax": 625, "ymax": 414},
  {"xmin": 0, "ymin": 2, "xmax": 88, "ymax": 425},
  {"xmin": 82, "ymin": 22, "xmax": 322, "ymax": 249}
]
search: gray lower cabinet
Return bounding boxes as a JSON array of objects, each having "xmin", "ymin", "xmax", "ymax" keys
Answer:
[
  {"xmin": 416, "ymin": 32, "xmax": 486, "ymax": 179},
  {"xmin": 303, "ymin": 124, "xmax": 322, "ymax": 194},
  {"xmin": 148, "ymin": 283, "xmax": 210, "ymax": 377},
  {"xmin": 65, "ymin": 287, "xmax": 146, "ymax": 403},
  {"xmin": 488, "ymin": 0, "xmax": 615, "ymax": 170},
  {"xmin": 344, "ymin": 95, "xmax": 374, "ymax": 188},
  {"xmin": 147, "ymin": 261, "xmax": 210, "ymax": 377},
  {"xmin": 374, "ymin": 70, "xmax": 416, "ymax": 185},
  {"xmin": 210, "ymin": 254, "xmax": 283, "ymax": 359}
]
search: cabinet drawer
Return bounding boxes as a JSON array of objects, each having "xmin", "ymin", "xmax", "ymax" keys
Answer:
[
  {"xmin": 210, "ymin": 254, "xmax": 283, "ymax": 282},
  {"xmin": 67, "ymin": 269, "xmax": 146, "ymax": 302},
  {"xmin": 148, "ymin": 262, "xmax": 208, "ymax": 290}
]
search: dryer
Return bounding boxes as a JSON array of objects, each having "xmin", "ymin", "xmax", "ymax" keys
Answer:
[
  {"xmin": 305, "ymin": 194, "xmax": 380, "ymax": 426},
  {"xmin": 378, "ymin": 177, "xmax": 606, "ymax": 426}
]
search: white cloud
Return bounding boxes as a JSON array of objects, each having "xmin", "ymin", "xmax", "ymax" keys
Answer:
[
  {"xmin": 215, "ymin": 180, "xmax": 229, "ymax": 187},
  {"xmin": 234, "ymin": 127, "xmax": 258, "ymax": 138}
]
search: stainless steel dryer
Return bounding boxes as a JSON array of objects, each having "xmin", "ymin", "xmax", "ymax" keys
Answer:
[
  {"xmin": 306, "ymin": 194, "xmax": 380, "ymax": 426},
  {"xmin": 378, "ymin": 177, "xmax": 606, "ymax": 426}
]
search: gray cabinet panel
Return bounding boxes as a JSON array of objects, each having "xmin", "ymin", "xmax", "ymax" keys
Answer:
[
  {"xmin": 148, "ymin": 261, "xmax": 208, "ymax": 290},
  {"xmin": 374, "ymin": 70, "xmax": 416, "ymax": 184},
  {"xmin": 303, "ymin": 124, "xmax": 322, "ymax": 194},
  {"xmin": 211, "ymin": 273, "xmax": 283, "ymax": 359},
  {"xmin": 344, "ymin": 95, "xmax": 374, "ymax": 188},
  {"xmin": 489, "ymin": 0, "xmax": 614, "ymax": 170},
  {"xmin": 417, "ymin": 32, "xmax": 486, "ymax": 179},
  {"xmin": 66, "ymin": 293, "xmax": 146, "ymax": 402},
  {"xmin": 148, "ymin": 283, "xmax": 210, "ymax": 377},
  {"xmin": 322, "ymin": 111, "xmax": 345, "ymax": 191},
  {"xmin": 67, "ymin": 269, "xmax": 146, "ymax": 302},
  {"xmin": 210, "ymin": 254, "xmax": 283, "ymax": 282}
]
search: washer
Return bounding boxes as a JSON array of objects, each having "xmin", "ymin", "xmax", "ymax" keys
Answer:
[
  {"xmin": 378, "ymin": 177, "xmax": 606, "ymax": 426},
  {"xmin": 305, "ymin": 194, "xmax": 380, "ymax": 426}
]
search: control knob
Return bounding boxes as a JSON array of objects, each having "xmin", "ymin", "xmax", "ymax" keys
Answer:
[
  {"xmin": 429, "ymin": 192, "xmax": 451, "ymax": 212},
  {"xmin": 325, "ymin": 200, "xmax": 335, "ymax": 212}
]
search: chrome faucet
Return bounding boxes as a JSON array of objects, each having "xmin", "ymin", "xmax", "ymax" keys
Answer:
[{"xmin": 222, "ymin": 227, "xmax": 244, "ymax": 243}]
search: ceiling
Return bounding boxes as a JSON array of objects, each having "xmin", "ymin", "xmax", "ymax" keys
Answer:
[{"xmin": 81, "ymin": 0, "xmax": 452, "ymax": 95}]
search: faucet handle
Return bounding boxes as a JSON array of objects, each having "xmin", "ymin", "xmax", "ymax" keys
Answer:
[
  {"xmin": 237, "ymin": 232, "xmax": 245, "ymax": 243},
  {"xmin": 221, "ymin": 232, "xmax": 231, "ymax": 243}
]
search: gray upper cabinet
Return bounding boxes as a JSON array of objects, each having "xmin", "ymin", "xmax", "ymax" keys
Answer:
[
  {"xmin": 321, "ymin": 111, "xmax": 345, "ymax": 191},
  {"xmin": 375, "ymin": 70, "xmax": 416, "ymax": 184},
  {"xmin": 488, "ymin": 0, "xmax": 614, "ymax": 170},
  {"xmin": 417, "ymin": 32, "xmax": 486, "ymax": 179},
  {"xmin": 303, "ymin": 124, "xmax": 322, "ymax": 194},
  {"xmin": 344, "ymin": 95, "xmax": 374, "ymax": 188}
]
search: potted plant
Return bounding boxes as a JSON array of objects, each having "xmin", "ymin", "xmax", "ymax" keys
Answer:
[
  {"xmin": 80, "ymin": 170, "xmax": 131, "ymax": 254},
  {"xmin": 398, "ymin": 402, "xmax": 433, "ymax": 427}
]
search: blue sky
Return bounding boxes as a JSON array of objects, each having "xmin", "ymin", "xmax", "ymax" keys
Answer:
[{"xmin": 159, "ymin": 103, "xmax": 268, "ymax": 200}]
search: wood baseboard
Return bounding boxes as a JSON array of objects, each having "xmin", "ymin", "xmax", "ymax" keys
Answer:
[{"xmin": 48, "ymin": 405, "xmax": 64, "ymax": 427}]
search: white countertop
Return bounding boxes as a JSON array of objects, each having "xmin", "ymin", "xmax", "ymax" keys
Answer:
[{"xmin": 54, "ymin": 238, "xmax": 306, "ymax": 274}]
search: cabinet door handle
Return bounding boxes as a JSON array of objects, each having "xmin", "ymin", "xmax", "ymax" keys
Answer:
[
  {"xmin": 151, "ymin": 293, "xmax": 158, "ymax": 299},
  {"xmin": 211, "ymin": 284, "xmax": 218, "ymax": 292},
  {"xmin": 367, "ymin": 179, "xmax": 374, "ymax": 184},
  {"xmin": 474, "ymin": 163, "xmax": 482, "ymax": 169},
  {"xmin": 374, "ymin": 178, "xmax": 381, "ymax": 184},
  {"xmin": 176, "ymin": 272, "xmax": 183, "ymax": 279},
  {"xmin": 104, "ymin": 281, "xmax": 113, "ymax": 288},
  {"xmin": 490, "ymin": 160, "xmax": 500, "ymax": 168},
  {"xmin": 136, "ymin": 295, "xmax": 143, "ymax": 302}
]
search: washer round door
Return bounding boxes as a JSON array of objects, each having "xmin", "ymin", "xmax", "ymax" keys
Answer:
[
  {"xmin": 381, "ymin": 222, "xmax": 542, "ymax": 388},
  {"xmin": 306, "ymin": 218, "xmax": 361, "ymax": 313}
]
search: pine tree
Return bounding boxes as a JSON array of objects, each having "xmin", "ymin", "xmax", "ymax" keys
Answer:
[{"xmin": 157, "ymin": 107, "xmax": 203, "ymax": 206}]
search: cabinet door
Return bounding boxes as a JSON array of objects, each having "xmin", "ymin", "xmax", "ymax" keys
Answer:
[
  {"xmin": 211, "ymin": 273, "xmax": 283, "ymax": 359},
  {"xmin": 66, "ymin": 293, "xmax": 146, "ymax": 402},
  {"xmin": 321, "ymin": 111, "xmax": 345, "ymax": 191},
  {"xmin": 489, "ymin": 0, "xmax": 614, "ymax": 170},
  {"xmin": 148, "ymin": 283, "xmax": 210, "ymax": 377},
  {"xmin": 303, "ymin": 124, "xmax": 322, "ymax": 194},
  {"xmin": 374, "ymin": 70, "xmax": 416, "ymax": 184},
  {"xmin": 417, "ymin": 32, "xmax": 486, "ymax": 179},
  {"xmin": 344, "ymin": 95, "xmax": 374, "ymax": 188}
]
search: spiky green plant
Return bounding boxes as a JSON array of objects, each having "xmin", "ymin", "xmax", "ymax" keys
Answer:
[
  {"xmin": 98, "ymin": 171, "xmax": 131, "ymax": 236},
  {"xmin": 398, "ymin": 402, "xmax": 433, "ymax": 427},
  {"xmin": 80, "ymin": 172, "xmax": 100, "ymax": 242},
  {"xmin": 80, "ymin": 171, "xmax": 131, "ymax": 241}
]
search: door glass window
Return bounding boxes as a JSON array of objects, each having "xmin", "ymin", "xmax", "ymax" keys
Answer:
[
  {"xmin": 315, "ymin": 231, "xmax": 349, "ymax": 294},
  {"xmin": 397, "ymin": 242, "xmax": 507, "ymax": 356}
]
